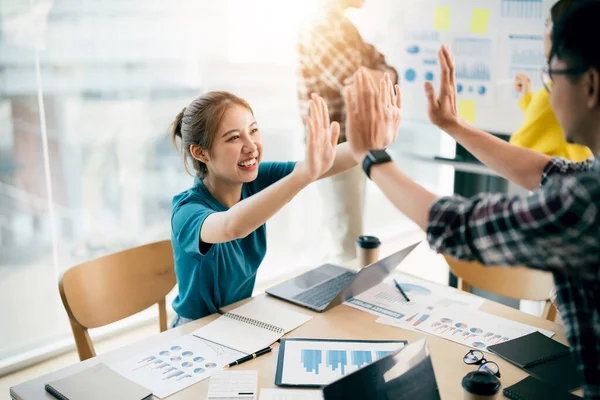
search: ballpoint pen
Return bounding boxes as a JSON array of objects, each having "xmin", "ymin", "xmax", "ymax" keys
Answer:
[
  {"xmin": 393, "ymin": 279, "xmax": 411, "ymax": 302},
  {"xmin": 224, "ymin": 346, "xmax": 272, "ymax": 368}
]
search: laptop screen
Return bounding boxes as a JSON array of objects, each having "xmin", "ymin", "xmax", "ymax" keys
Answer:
[{"xmin": 322, "ymin": 339, "xmax": 440, "ymax": 400}]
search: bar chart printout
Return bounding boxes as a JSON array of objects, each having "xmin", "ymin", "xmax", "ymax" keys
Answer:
[
  {"xmin": 501, "ymin": 0, "xmax": 543, "ymax": 19},
  {"xmin": 279, "ymin": 339, "xmax": 406, "ymax": 387}
]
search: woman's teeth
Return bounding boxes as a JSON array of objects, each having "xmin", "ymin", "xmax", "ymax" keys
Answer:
[{"xmin": 238, "ymin": 158, "xmax": 256, "ymax": 167}]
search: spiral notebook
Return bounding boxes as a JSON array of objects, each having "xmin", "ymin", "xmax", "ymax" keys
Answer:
[
  {"xmin": 192, "ymin": 299, "xmax": 312, "ymax": 354},
  {"xmin": 488, "ymin": 331, "xmax": 582, "ymax": 391},
  {"xmin": 487, "ymin": 331, "xmax": 570, "ymax": 368},
  {"xmin": 503, "ymin": 376, "xmax": 580, "ymax": 400}
]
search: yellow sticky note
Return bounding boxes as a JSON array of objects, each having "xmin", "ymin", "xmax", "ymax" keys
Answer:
[
  {"xmin": 434, "ymin": 6, "xmax": 451, "ymax": 31},
  {"xmin": 470, "ymin": 8, "xmax": 490, "ymax": 34},
  {"xmin": 459, "ymin": 100, "xmax": 476, "ymax": 123}
]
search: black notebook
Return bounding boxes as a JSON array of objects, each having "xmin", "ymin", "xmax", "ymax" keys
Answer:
[
  {"xmin": 503, "ymin": 376, "xmax": 580, "ymax": 400},
  {"xmin": 487, "ymin": 331, "xmax": 582, "ymax": 391},
  {"xmin": 487, "ymin": 331, "xmax": 569, "ymax": 368}
]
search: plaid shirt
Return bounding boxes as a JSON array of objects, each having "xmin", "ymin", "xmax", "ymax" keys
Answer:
[
  {"xmin": 296, "ymin": 5, "xmax": 397, "ymax": 142},
  {"xmin": 427, "ymin": 156, "xmax": 600, "ymax": 399}
]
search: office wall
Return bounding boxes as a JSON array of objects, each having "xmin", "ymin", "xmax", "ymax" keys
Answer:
[{"xmin": 353, "ymin": 0, "xmax": 553, "ymax": 135}]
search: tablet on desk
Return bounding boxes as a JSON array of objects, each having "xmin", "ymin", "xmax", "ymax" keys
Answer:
[{"xmin": 274, "ymin": 338, "xmax": 407, "ymax": 388}]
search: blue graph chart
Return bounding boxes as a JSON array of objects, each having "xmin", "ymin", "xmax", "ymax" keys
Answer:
[
  {"xmin": 351, "ymin": 351, "xmax": 373, "ymax": 369},
  {"xmin": 501, "ymin": 0, "xmax": 542, "ymax": 18},
  {"xmin": 455, "ymin": 63, "xmax": 491, "ymax": 81},
  {"xmin": 453, "ymin": 38, "xmax": 492, "ymax": 57},
  {"xmin": 326, "ymin": 350, "xmax": 348, "ymax": 375},
  {"xmin": 376, "ymin": 351, "xmax": 393, "ymax": 360},
  {"xmin": 301, "ymin": 350, "xmax": 322, "ymax": 375},
  {"xmin": 509, "ymin": 35, "xmax": 544, "ymax": 66}
]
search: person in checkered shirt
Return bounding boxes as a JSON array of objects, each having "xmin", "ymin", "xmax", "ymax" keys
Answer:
[
  {"xmin": 342, "ymin": 1, "xmax": 600, "ymax": 398},
  {"xmin": 296, "ymin": 0, "xmax": 397, "ymax": 261}
]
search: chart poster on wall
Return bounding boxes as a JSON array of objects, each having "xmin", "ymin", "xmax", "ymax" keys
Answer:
[{"xmin": 391, "ymin": 0, "xmax": 552, "ymax": 130}]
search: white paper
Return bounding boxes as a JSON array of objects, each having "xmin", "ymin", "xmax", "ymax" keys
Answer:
[
  {"xmin": 345, "ymin": 273, "xmax": 484, "ymax": 330},
  {"xmin": 259, "ymin": 388, "xmax": 323, "ymax": 400},
  {"xmin": 416, "ymin": 306, "xmax": 554, "ymax": 353},
  {"xmin": 279, "ymin": 339, "xmax": 405, "ymax": 387},
  {"xmin": 207, "ymin": 370, "xmax": 257, "ymax": 399},
  {"xmin": 109, "ymin": 334, "xmax": 245, "ymax": 398}
]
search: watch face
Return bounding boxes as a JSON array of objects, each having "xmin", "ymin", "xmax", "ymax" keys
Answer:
[{"xmin": 369, "ymin": 150, "xmax": 391, "ymax": 162}]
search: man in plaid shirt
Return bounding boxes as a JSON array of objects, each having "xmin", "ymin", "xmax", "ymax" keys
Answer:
[
  {"xmin": 342, "ymin": 1, "xmax": 600, "ymax": 397},
  {"xmin": 296, "ymin": 0, "xmax": 397, "ymax": 260}
]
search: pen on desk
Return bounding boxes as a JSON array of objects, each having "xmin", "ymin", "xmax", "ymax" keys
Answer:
[
  {"xmin": 393, "ymin": 279, "xmax": 411, "ymax": 302},
  {"xmin": 224, "ymin": 346, "xmax": 272, "ymax": 368}
]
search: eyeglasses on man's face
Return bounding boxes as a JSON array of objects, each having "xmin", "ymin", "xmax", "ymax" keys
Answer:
[{"xmin": 541, "ymin": 64, "xmax": 589, "ymax": 93}]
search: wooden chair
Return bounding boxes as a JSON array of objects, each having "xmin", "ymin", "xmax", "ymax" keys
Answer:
[
  {"xmin": 59, "ymin": 240, "xmax": 176, "ymax": 361},
  {"xmin": 443, "ymin": 255, "xmax": 558, "ymax": 321}
]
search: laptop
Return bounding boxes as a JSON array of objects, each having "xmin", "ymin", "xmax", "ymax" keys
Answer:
[
  {"xmin": 322, "ymin": 338, "xmax": 440, "ymax": 400},
  {"xmin": 266, "ymin": 241, "xmax": 420, "ymax": 312}
]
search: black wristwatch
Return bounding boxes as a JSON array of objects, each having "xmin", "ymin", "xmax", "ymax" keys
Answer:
[{"xmin": 362, "ymin": 150, "xmax": 392, "ymax": 179}]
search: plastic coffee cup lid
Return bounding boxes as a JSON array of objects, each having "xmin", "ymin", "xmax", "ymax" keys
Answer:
[
  {"xmin": 462, "ymin": 371, "xmax": 501, "ymax": 395},
  {"xmin": 356, "ymin": 236, "xmax": 381, "ymax": 249}
]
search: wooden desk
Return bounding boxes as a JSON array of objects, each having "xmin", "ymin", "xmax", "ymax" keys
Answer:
[{"xmin": 10, "ymin": 289, "xmax": 577, "ymax": 399}]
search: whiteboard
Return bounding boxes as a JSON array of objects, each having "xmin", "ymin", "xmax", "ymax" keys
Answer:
[{"xmin": 351, "ymin": 0, "xmax": 556, "ymax": 135}]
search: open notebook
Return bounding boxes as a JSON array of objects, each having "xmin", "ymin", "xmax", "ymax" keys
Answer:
[{"xmin": 193, "ymin": 299, "xmax": 312, "ymax": 354}]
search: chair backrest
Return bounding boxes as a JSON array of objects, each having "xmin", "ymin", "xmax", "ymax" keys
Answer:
[
  {"xmin": 59, "ymin": 240, "xmax": 176, "ymax": 360},
  {"xmin": 443, "ymin": 255, "xmax": 557, "ymax": 321}
]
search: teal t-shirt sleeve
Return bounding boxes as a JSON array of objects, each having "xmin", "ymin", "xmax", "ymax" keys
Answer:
[
  {"xmin": 171, "ymin": 201, "xmax": 216, "ymax": 258},
  {"xmin": 253, "ymin": 161, "xmax": 297, "ymax": 191}
]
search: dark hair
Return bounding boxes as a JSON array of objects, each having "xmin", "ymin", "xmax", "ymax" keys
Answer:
[
  {"xmin": 551, "ymin": 0, "xmax": 600, "ymax": 73},
  {"xmin": 171, "ymin": 91, "xmax": 253, "ymax": 177},
  {"xmin": 550, "ymin": 0, "xmax": 579, "ymax": 22}
]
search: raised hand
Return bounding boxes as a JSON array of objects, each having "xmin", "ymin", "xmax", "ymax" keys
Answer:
[
  {"xmin": 301, "ymin": 93, "xmax": 340, "ymax": 181},
  {"xmin": 514, "ymin": 72, "xmax": 532, "ymax": 98},
  {"xmin": 343, "ymin": 69, "xmax": 402, "ymax": 162},
  {"xmin": 424, "ymin": 45, "xmax": 461, "ymax": 130}
]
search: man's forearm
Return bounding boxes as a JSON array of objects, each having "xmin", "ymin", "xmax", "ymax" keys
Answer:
[
  {"xmin": 370, "ymin": 162, "xmax": 438, "ymax": 231},
  {"xmin": 445, "ymin": 121, "xmax": 551, "ymax": 191}
]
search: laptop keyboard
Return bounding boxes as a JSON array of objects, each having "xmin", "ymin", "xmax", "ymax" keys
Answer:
[{"xmin": 292, "ymin": 271, "xmax": 356, "ymax": 308}]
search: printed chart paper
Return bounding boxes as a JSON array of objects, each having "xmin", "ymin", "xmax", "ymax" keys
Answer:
[
  {"xmin": 345, "ymin": 273, "xmax": 484, "ymax": 331},
  {"xmin": 109, "ymin": 334, "xmax": 245, "ymax": 398},
  {"xmin": 416, "ymin": 306, "xmax": 554, "ymax": 352}
]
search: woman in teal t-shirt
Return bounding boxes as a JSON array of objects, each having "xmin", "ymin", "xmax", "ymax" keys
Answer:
[{"xmin": 170, "ymin": 74, "xmax": 401, "ymax": 327}]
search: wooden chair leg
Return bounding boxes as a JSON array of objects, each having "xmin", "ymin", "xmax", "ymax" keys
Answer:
[
  {"xmin": 158, "ymin": 298, "xmax": 168, "ymax": 332},
  {"xmin": 542, "ymin": 300, "xmax": 558, "ymax": 322},
  {"xmin": 458, "ymin": 277, "xmax": 471, "ymax": 293},
  {"xmin": 69, "ymin": 319, "xmax": 95, "ymax": 361}
]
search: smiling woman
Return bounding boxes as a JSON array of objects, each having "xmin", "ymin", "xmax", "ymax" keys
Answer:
[{"xmin": 168, "ymin": 73, "xmax": 400, "ymax": 326}]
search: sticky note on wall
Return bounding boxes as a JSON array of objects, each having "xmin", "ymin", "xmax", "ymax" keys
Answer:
[
  {"xmin": 434, "ymin": 6, "xmax": 451, "ymax": 31},
  {"xmin": 470, "ymin": 8, "xmax": 490, "ymax": 34},
  {"xmin": 459, "ymin": 100, "xmax": 476, "ymax": 123}
]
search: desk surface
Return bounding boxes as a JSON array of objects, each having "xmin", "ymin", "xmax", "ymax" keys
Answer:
[{"xmin": 10, "ymin": 284, "xmax": 576, "ymax": 399}]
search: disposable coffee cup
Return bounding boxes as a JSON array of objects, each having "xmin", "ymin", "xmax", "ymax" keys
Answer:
[
  {"xmin": 356, "ymin": 236, "xmax": 381, "ymax": 268},
  {"xmin": 462, "ymin": 371, "xmax": 501, "ymax": 400}
]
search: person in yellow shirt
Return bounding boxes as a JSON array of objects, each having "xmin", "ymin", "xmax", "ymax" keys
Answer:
[{"xmin": 511, "ymin": 0, "xmax": 593, "ymax": 161}]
